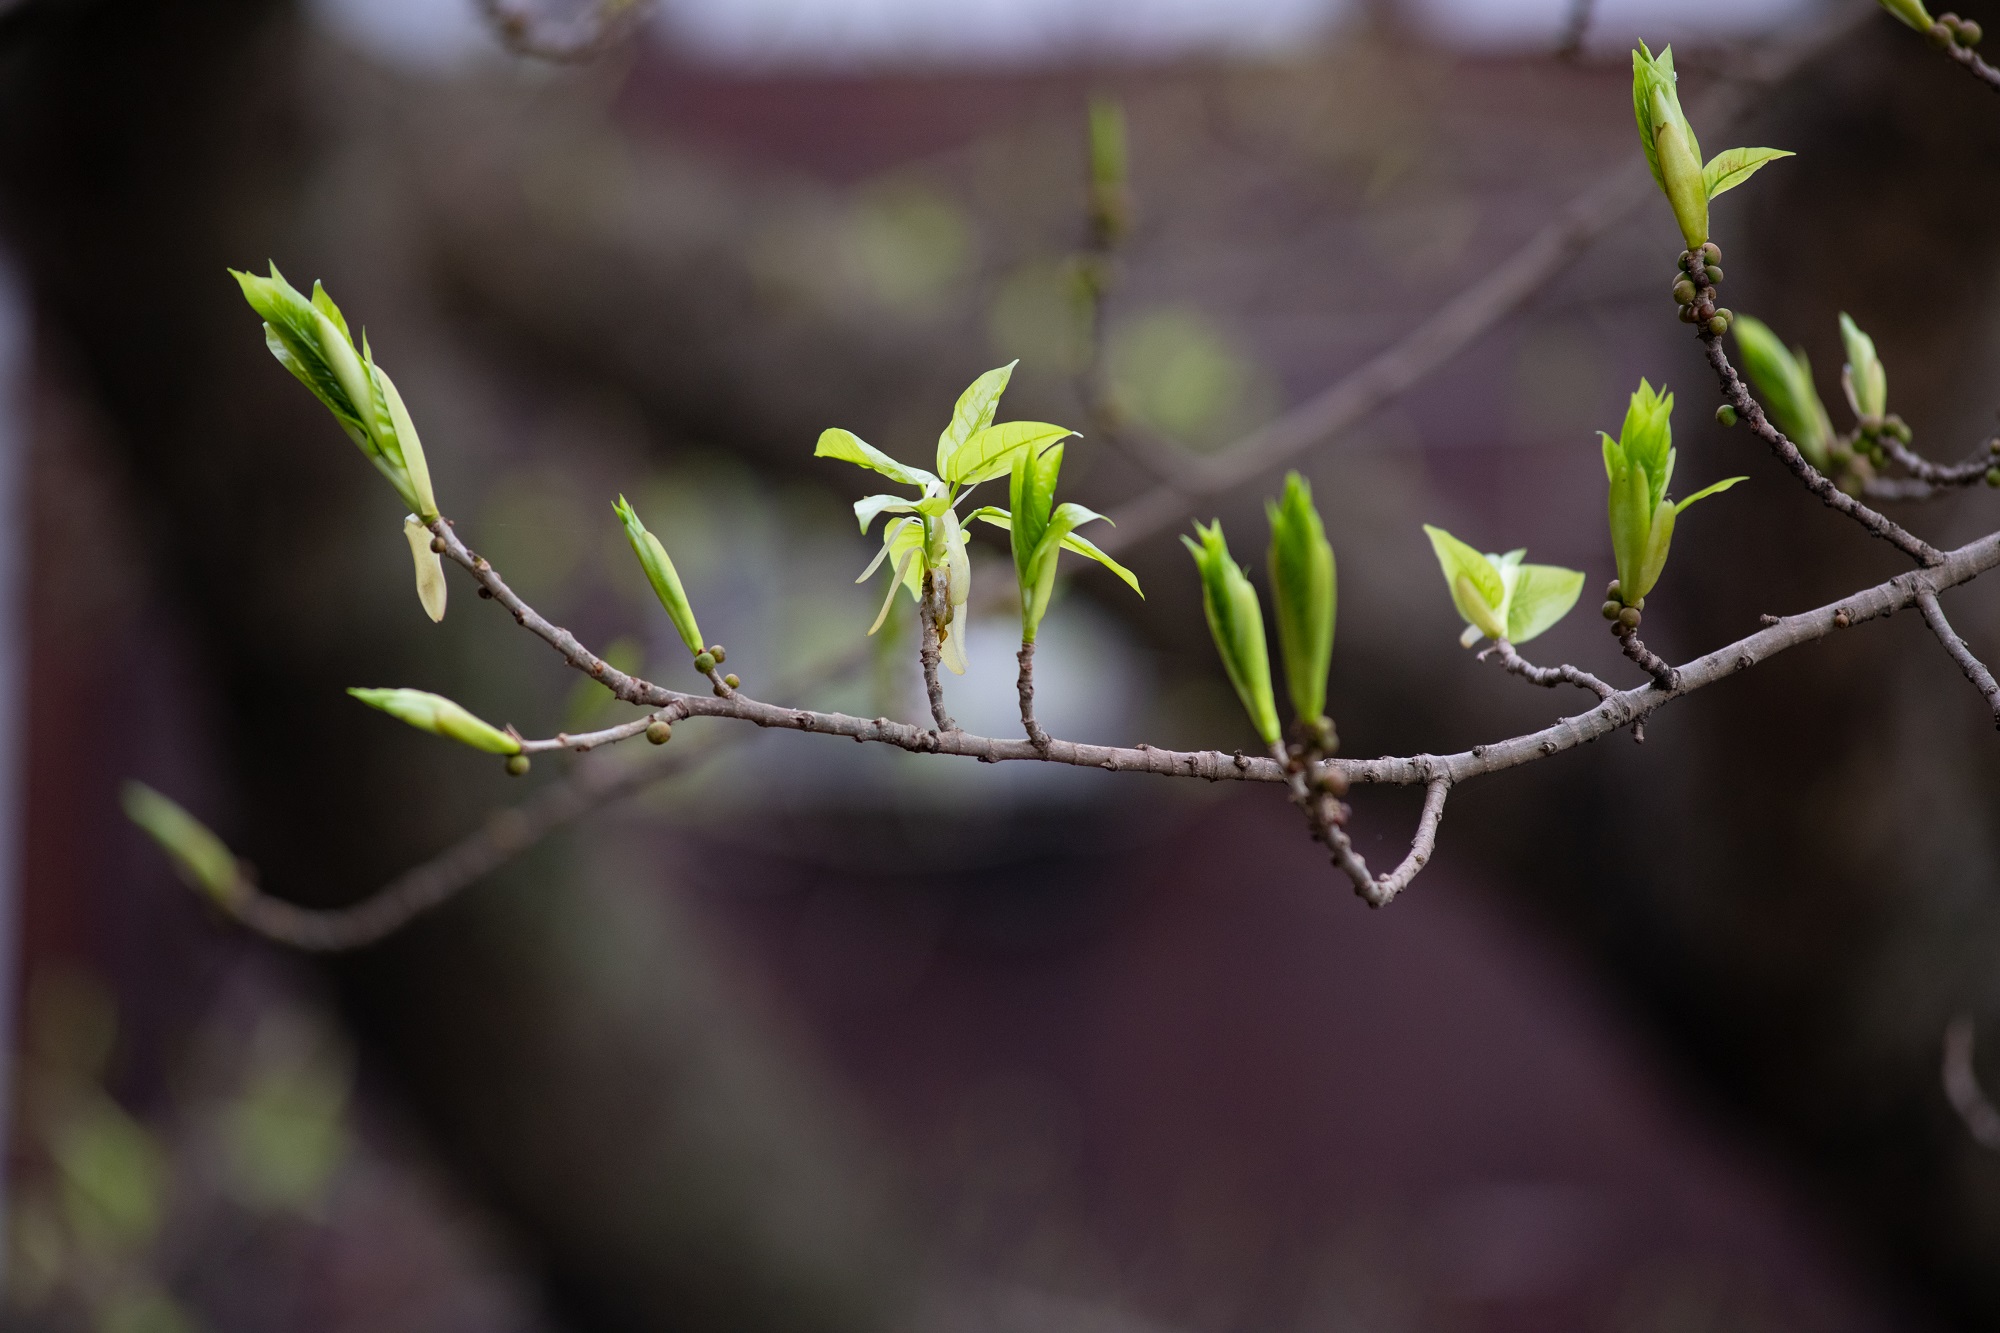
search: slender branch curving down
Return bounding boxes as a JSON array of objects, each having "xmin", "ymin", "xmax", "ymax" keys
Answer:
[
  {"xmin": 1478, "ymin": 639, "xmax": 1615, "ymax": 702},
  {"xmin": 1916, "ymin": 591, "xmax": 2000, "ymax": 728},
  {"xmin": 1944, "ymin": 1015, "xmax": 2000, "ymax": 1150}
]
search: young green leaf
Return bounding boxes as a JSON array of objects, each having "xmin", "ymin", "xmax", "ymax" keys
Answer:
[
  {"xmin": 945, "ymin": 421, "xmax": 1075, "ymax": 487},
  {"xmin": 1265, "ymin": 472, "xmax": 1336, "ymax": 725},
  {"xmin": 121, "ymin": 782, "xmax": 241, "ymax": 905},
  {"xmin": 1701, "ymin": 146, "xmax": 1795, "ymax": 200},
  {"xmin": 1731, "ymin": 315, "xmax": 1833, "ymax": 467},
  {"xmin": 1838, "ymin": 312, "xmax": 1887, "ymax": 421},
  {"xmin": 613, "ymin": 495, "xmax": 705, "ymax": 658},
  {"xmin": 403, "ymin": 516, "xmax": 448, "ymax": 623},
  {"xmin": 1424, "ymin": 524, "xmax": 1506, "ymax": 645},
  {"xmin": 1877, "ymin": 0, "xmax": 1934, "ymax": 30},
  {"xmin": 1182, "ymin": 521, "xmax": 1280, "ymax": 746},
  {"xmin": 814, "ymin": 428, "xmax": 942, "ymax": 492},
  {"xmin": 935, "ymin": 362, "xmax": 1017, "ymax": 476},
  {"xmin": 347, "ymin": 687, "xmax": 522, "ymax": 755},
  {"xmin": 1504, "ymin": 564, "xmax": 1586, "ymax": 644}
]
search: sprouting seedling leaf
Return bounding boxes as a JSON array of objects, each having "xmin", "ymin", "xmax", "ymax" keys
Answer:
[
  {"xmin": 935, "ymin": 362, "xmax": 1016, "ymax": 476},
  {"xmin": 230, "ymin": 264, "xmax": 438, "ymax": 521},
  {"xmin": 1632, "ymin": 43, "xmax": 1708, "ymax": 249},
  {"xmin": 121, "ymin": 782, "xmax": 242, "ymax": 906},
  {"xmin": 1839, "ymin": 312, "xmax": 1888, "ymax": 421},
  {"xmin": 815, "ymin": 428, "xmax": 942, "ymax": 492},
  {"xmin": 613, "ymin": 495, "xmax": 704, "ymax": 658},
  {"xmin": 403, "ymin": 516, "xmax": 447, "ymax": 623},
  {"xmin": 347, "ymin": 688, "xmax": 522, "ymax": 755},
  {"xmin": 945, "ymin": 420, "xmax": 1075, "ymax": 488},
  {"xmin": 1266, "ymin": 472, "xmax": 1336, "ymax": 726},
  {"xmin": 1731, "ymin": 315, "xmax": 1833, "ymax": 467},
  {"xmin": 1702, "ymin": 147, "xmax": 1794, "ymax": 200},
  {"xmin": 1183, "ymin": 520, "xmax": 1280, "ymax": 746}
]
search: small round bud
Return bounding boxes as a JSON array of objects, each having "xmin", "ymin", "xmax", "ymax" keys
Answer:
[
  {"xmin": 1693, "ymin": 299, "xmax": 1715, "ymax": 321},
  {"xmin": 1701, "ymin": 242, "xmax": 1721, "ymax": 266},
  {"xmin": 1961, "ymin": 19, "xmax": 1983, "ymax": 45},
  {"xmin": 1716, "ymin": 404, "xmax": 1738, "ymax": 427},
  {"xmin": 1606, "ymin": 579, "xmax": 1622, "ymax": 598},
  {"xmin": 1618, "ymin": 606, "xmax": 1643, "ymax": 629},
  {"xmin": 1986, "ymin": 467, "xmax": 2000, "ymax": 488},
  {"xmin": 646, "ymin": 719, "xmax": 673, "ymax": 745},
  {"xmin": 693, "ymin": 651, "xmax": 716, "ymax": 674},
  {"xmin": 1705, "ymin": 265, "xmax": 1724, "ymax": 285},
  {"xmin": 1930, "ymin": 21, "xmax": 1954, "ymax": 47},
  {"xmin": 1672, "ymin": 279, "xmax": 1697, "ymax": 305},
  {"xmin": 1707, "ymin": 315, "xmax": 1730, "ymax": 337},
  {"xmin": 1987, "ymin": 437, "xmax": 2000, "ymax": 455},
  {"xmin": 1678, "ymin": 251, "xmax": 1694, "ymax": 272},
  {"xmin": 1678, "ymin": 304, "xmax": 1698, "ymax": 325},
  {"xmin": 1601, "ymin": 599, "xmax": 1623, "ymax": 620},
  {"xmin": 430, "ymin": 536, "xmax": 446, "ymax": 553},
  {"xmin": 724, "ymin": 673, "xmax": 740, "ymax": 689},
  {"xmin": 1886, "ymin": 417, "xmax": 1912, "ymax": 443},
  {"xmin": 707, "ymin": 644, "xmax": 727, "ymax": 665},
  {"xmin": 505, "ymin": 754, "xmax": 531, "ymax": 777},
  {"xmin": 478, "ymin": 586, "xmax": 494, "ymax": 599}
]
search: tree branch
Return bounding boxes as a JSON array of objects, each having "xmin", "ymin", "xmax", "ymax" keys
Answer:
[
  {"xmin": 1016, "ymin": 641, "xmax": 1051, "ymax": 751},
  {"xmin": 1944, "ymin": 1015, "xmax": 2000, "ymax": 1150},
  {"xmin": 1916, "ymin": 590, "xmax": 2000, "ymax": 728},
  {"xmin": 1477, "ymin": 639, "xmax": 1615, "ymax": 702}
]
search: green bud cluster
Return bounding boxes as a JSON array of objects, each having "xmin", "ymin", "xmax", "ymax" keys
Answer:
[
  {"xmin": 1932, "ymin": 11, "xmax": 1983, "ymax": 44},
  {"xmin": 1632, "ymin": 47, "xmax": 1791, "ymax": 251},
  {"xmin": 1601, "ymin": 380, "xmax": 1745, "ymax": 607}
]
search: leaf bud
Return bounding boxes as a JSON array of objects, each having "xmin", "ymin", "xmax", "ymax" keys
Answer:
[
  {"xmin": 1679, "ymin": 305, "xmax": 1698, "ymax": 324},
  {"xmin": 1602, "ymin": 599, "xmax": 1623, "ymax": 620},
  {"xmin": 1930, "ymin": 20, "xmax": 1956, "ymax": 46},
  {"xmin": 1618, "ymin": 606, "xmax": 1643, "ymax": 629},
  {"xmin": 1716, "ymin": 404, "xmax": 1738, "ymax": 426},
  {"xmin": 1705, "ymin": 265, "xmax": 1724, "ymax": 285},
  {"xmin": 1606, "ymin": 579, "xmax": 1622, "ymax": 598},
  {"xmin": 614, "ymin": 496, "xmax": 706, "ymax": 657},
  {"xmin": 708, "ymin": 644, "xmax": 727, "ymax": 665},
  {"xmin": 1265, "ymin": 472, "xmax": 1338, "ymax": 727},
  {"xmin": 347, "ymin": 687, "xmax": 522, "ymax": 755},
  {"xmin": 506, "ymin": 755, "xmax": 531, "ymax": 777},
  {"xmin": 1678, "ymin": 251, "xmax": 1694, "ymax": 272},
  {"xmin": 1707, "ymin": 315, "xmax": 1730, "ymax": 336},
  {"xmin": 1673, "ymin": 279, "xmax": 1697, "ymax": 305},
  {"xmin": 724, "ymin": 673, "xmax": 740, "ymax": 689},
  {"xmin": 694, "ymin": 651, "xmax": 717, "ymax": 674},
  {"xmin": 1182, "ymin": 520, "xmax": 1282, "ymax": 746},
  {"xmin": 1701, "ymin": 242, "xmax": 1722, "ymax": 265},
  {"xmin": 646, "ymin": 719, "xmax": 674, "ymax": 745}
]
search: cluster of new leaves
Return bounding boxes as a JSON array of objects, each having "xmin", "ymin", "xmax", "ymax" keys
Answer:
[
  {"xmin": 818, "ymin": 362, "xmax": 1139, "ymax": 669},
  {"xmin": 1631, "ymin": 43, "xmax": 1792, "ymax": 251}
]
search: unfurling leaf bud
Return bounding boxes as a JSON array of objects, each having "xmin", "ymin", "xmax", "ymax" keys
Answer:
[
  {"xmin": 1877, "ymin": 0, "xmax": 1935, "ymax": 30},
  {"xmin": 1265, "ymin": 472, "xmax": 1337, "ymax": 727},
  {"xmin": 646, "ymin": 719, "xmax": 674, "ymax": 745},
  {"xmin": 1732, "ymin": 314, "xmax": 1834, "ymax": 466},
  {"xmin": 1182, "ymin": 521, "xmax": 1281, "ymax": 746},
  {"xmin": 1839, "ymin": 312, "xmax": 1888, "ymax": 421},
  {"xmin": 694, "ymin": 651, "xmax": 717, "ymax": 674},
  {"xmin": 613, "ymin": 495, "xmax": 705, "ymax": 658},
  {"xmin": 231, "ymin": 264, "xmax": 439, "ymax": 520},
  {"xmin": 347, "ymin": 687, "xmax": 522, "ymax": 755},
  {"xmin": 506, "ymin": 755, "xmax": 531, "ymax": 777},
  {"xmin": 1424, "ymin": 525, "xmax": 1584, "ymax": 648},
  {"xmin": 1632, "ymin": 43, "xmax": 1707, "ymax": 248},
  {"xmin": 121, "ymin": 782, "xmax": 241, "ymax": 905},
  {"xmin": 404, "ymin": 516, "xmax": 448, "ymax": 623},
  {"xmin": 1601, "ymin": 379, "xmax": 1746, "ymax": 605}
]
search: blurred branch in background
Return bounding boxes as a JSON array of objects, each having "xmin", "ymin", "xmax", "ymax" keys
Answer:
[
  {"xmin": 472, "ymin": 0, "xmax": 654, "ymax": 62},
  {"xmin": 1944, "ymin": 1016, "xmax": 2000, "ymax": 1151}
]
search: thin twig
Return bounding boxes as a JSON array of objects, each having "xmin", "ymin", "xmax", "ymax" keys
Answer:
[
  {"xmin": 1478, "ymin": 639, "xmax": 1614, "ymax": 701},
  {"xmin": 1937, "ymin": 31, "xmax": 2000, "ymax": 91},
  {"xmin": 1693, "ymin": 277, "xmax": 1944, "ymax": 567},
  {"xmin": 1880, "ymin": 433, "xmax": 1993, "ymax": 487},
  {"xmin": 1370, "ymin": 778, "xmax": 1451, "ymax": 906},
  {"xmin": 918, "ymin": 571, "xmax": 957, "ymax": 733},
  {"xmin": 1916, "ymin": 590, "xmax": 2000, "ymax": 729},
  {"xmin": 1615, "ymin": 626, "xmax": 1679, "ymax": 690},
  {"xmin": 1016, "ymin": 641, "xmax": 1051, "ymax": 751},
  {"xmin": 1944, "ymin": 1015, "xmax": 2000, "ymax": 1150}
]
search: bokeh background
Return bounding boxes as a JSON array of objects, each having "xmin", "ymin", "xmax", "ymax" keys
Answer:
[{"xmin": 4, "ymin": 0, "xmax": 2000, "ymax": 1328}]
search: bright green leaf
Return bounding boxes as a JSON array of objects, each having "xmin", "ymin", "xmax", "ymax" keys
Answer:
[
  {"xmin": 945, "ymin": 420, "xmax": 1073, "ymax": 487},
  {"xmin": 1504, "ymin": 564, "xmax": 1585, "ymax": 645},
  {"xmin": 1674, "ymin": 475, "xmax": 1747, "ymax": 513},
  {"xmin": 814, "ymin": 428, "xmax": 941, "ymax": 491},
  {"xmin": 936, "ymin": 362, "xmax": 1017, "ymax": 475},
  {"xmin": 1266, "ymin": 472, "xmax": 1336, "ymax": 725},
  {"xmin": 614, "ymin": 495, "xmax": 705, "ymax": 656},
  {"xmin": 1183, "ymin": 521, "xmax": 1280, "ymax": 746},
  {"xmin": 347, "ymin": 687, "xmax": 521, "ymax": 756},
  {"xmin": 1703, "ymin": 146, "xmax": 1794, "ymax": 200}
]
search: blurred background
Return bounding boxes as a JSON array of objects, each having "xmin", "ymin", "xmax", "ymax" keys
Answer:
[{"xmin": 3, "ymin": 0, "xmax": 2000, "ymax": 1327}]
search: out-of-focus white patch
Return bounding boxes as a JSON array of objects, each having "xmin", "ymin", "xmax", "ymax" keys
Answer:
[
  {"xmin": 308, "ymin": 0, "xmax": 499, "ymax": 69},
  {"xmin": 1407, "ymin": 0, "xmax": 1813, "ymax": 50}
]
